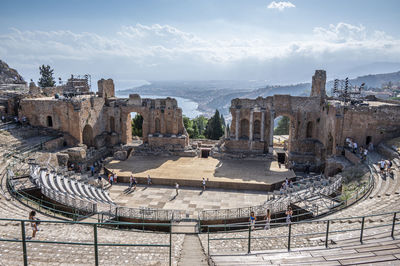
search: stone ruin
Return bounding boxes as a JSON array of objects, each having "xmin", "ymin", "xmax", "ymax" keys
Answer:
[
  {"xmin": 224, "ymin": 70, "xmax": 400, "ymax": 174},
  {"xmin": 1, "ymin": 68, "xmax": 399, "ymax": 176}
]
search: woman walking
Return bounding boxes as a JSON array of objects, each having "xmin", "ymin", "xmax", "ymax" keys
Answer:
[
  {"xmin": 285, "ymin": 206, "xmax": 293, "ymax": 225},
  {"xmin": 29, "ymin": 211, "xmax": 39, "ymax": 239}
]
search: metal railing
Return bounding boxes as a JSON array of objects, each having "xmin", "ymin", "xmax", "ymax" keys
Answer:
[
  {"xmin": 204, "ymin": 210, "xmax": 399, "ymax": 256},
  {"xmin": 0, "ymin": 218, "xmax": 173, "ymax": 266}
]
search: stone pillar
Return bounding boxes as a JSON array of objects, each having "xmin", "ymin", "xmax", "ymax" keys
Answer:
[
  {"xmin": 261, "ymin": 111, "xmax": 265, "ymax": 141},
  {"xmin": 121, "ymin": 112, "xmax": 132, "ymax": 144},
  {"xmin": 249, "ymin": 110, "xmax": 254, "ymax": 141},
  {"xmin": 269, "ymin": 110, "xmax": 275, "ymax": 153},
  {"xmin": 235, "ymin": 109, "xmax": 240, "ymax": 141}
]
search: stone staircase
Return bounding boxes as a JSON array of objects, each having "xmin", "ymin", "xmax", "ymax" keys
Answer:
[{"xmin": 178, "ymin": 234, "xmax": 208, "ymax": 266}]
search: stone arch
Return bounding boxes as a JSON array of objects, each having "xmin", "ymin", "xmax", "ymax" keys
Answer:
[
  {"xmin": 272, "ymin": 113, "xmax": 295, "ymax": 150},
  {"xmin": 155, "ymin": 118, "xmax": 161, "ymax": 133},
  {"xmin": 82, "ymin": 124, "xmax": 94, "ymax": 147},
  {"xmin": 240, "ymin": 119, "xmax": 249, "ymax": 139},
  {"xmin": 306, "ymin": 121, "xmax": 313, "ymax": 138},
  {"xmin": 109, "ymin": 116, "xmax": 115, "ymax": 133},
  {"xmin": 46, "ymin": 116, "xmax": 53, "ymax": 127}
]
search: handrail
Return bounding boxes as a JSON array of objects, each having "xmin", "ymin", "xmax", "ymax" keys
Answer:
[
  {"xmin": 0, "ymin": 218, "xmax": 173, "ymax": 266},
  {"xmin": 204, "ymin": 210, "xmax": 399, "ymax": 256}
]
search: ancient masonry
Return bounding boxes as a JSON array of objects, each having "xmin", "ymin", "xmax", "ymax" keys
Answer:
[
  {"xmin": 18, "ymin": 78, "xmax": 189, "ymax": 150},
  {"xmin": 225, "ymin": 70, "xmax": 400, "ymax": 172},
  {"xmin": 1, "ymin": 70, "xmax": 399, "ymax": 174}
]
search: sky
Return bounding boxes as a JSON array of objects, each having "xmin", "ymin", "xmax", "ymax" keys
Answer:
[{"xmin": 1, "ymin": 0, "xmax": 400, "ymax": 89}]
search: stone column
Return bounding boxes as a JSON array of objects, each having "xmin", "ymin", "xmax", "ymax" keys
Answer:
[
  {"xmin": 261, "ymin": 111, "xmax": 265, "ymax": 141},
  {"xmin": 235, "ymin": 109, "xmax": 240, "ymax": 140},
  {"xmin": 269, "ymin": 110, "xmax": 275, "ymax": 153},
  {"xmin": 249, "ymin": 109, "xmax": 254, "ymax": 141},
  {"xmin": 121, "ymin": 111, "xmax": 132, "ymax": 144}
]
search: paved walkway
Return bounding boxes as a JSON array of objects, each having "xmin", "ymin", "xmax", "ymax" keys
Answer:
[{"xmin": 109, "ymin": 184, "xmax": 269, "ymax": 218}]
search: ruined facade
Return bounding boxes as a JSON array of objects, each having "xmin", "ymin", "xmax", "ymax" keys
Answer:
[
  {"xmin": 19, "ymin": 79, "xmax": 189, "ymax": 150},
  {"xmin": 225, "ymin": 70, "xmax": 400, "ymax": 170}
]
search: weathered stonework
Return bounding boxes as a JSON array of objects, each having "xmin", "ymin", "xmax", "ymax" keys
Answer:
[
  {"xmin": 19, "ymin": 79, "xmax": 189, "ymax": 150},
  {"xmin": 225, "ymin": 70, "xmax": 400, "ymax": 172}
]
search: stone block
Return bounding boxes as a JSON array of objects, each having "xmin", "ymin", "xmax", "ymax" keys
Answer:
[
  {"xmin": 57, "ymin": 153, "xmax": 69, "ymax": 167},
  {"xmin": 114, "ymin": 150, "xmax": 127, "ymax": 161},
  {"xmin": 66, "ymin": 146, "xmax": 87, "ymax": 162}
]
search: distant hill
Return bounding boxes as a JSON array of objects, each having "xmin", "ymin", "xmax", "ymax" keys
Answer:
[{"xmin": 0, "ymin": 60, "xmax": 25, "ymax": 84}]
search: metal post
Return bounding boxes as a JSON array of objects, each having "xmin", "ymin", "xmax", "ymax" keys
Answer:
[
  {"xmin": 207, "ymin": 227, "xmax": 210, "ymax": 256},
  {"xmin": 360, "ymin": 217, "xmax": 365, "ymax": 243},
  {"xmin": 247, "ymin": 224, "xmax": 251, "ymax": 254},
  {"xmin": 21, "ymin": 221, "xmax": 28, "ymax": 266},
  {"xmin": 288, "ymin": 223, "xmax": 292, "ymax": 251},
  {"xmin": 169, "ymin": 224, "xmax": 172, "ymax": 266},
  {"xmin": 93, "ymin": 224, "xmax": 99, "ymax": 266},
  {"xmin": 325, "ymin": 220, "xmax": 330, "ymax": 248},
  {"xmin": 391, "ymin": 212, "xmax": 397, "ymax": 239}
]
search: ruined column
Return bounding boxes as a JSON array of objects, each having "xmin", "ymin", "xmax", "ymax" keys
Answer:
[
  {"xmin": 121, "ymin": 111, "xmax": 132, "ymax": 144},
  {"xmin": 269, "ymin": 110, "xmax": 275, "ymax": 153},
  {"xmin": 261, "ymin": 111, "xmax": 265, "ymax": 141},
  {"xmin": 249, "ymin": 109, "xmax": 254, "ymax": 141},
  {"xmin": 235, "ymin": 109, "xmax": 240, "ymax": 140}
]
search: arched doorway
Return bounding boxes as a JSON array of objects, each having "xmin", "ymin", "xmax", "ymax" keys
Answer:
[
  {"xmin": 273, "ymin": 115, "xmax": 291, "ymax": 150},
  {"xmin": 47, "ymin": 116, "xmax": 53, "ymax": 127},
  {"xmin": 240, "ymin": 119, "xmax": 249, "ymax": 139},
  {"xmin": 82, "ymin": 124, "xmax": 94, "ymax": 147}
]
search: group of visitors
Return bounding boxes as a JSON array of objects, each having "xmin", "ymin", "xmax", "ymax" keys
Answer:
[
  {"xmin": 378, "ymin": 159, "xmax": 393, "ymax": 175},
  {"xmin": 345, "ymin": 137, "xmax": 373, "ymax": 161},
  {"xmin": 280, "ymin": 178, "xmax": 293, "ymax": 194},
  {"xmin": 249, "ymin": 206, "xmax": 293, "ymax": 231}
]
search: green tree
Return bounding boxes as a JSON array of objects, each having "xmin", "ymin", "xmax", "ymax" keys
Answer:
[
  {"xmin": 274, "ymin": 116, "xmax": 290, "ymax": 135},
  {"xmin": 38, "ymin": 65, "xmax": 56, "ymax": 88},
  {"xmin": 131, "ymin": 114, "xmax": 143, "ymax": 137},
  {"xmin": 205, "ymin": 110, "xmax": 224, "ymax": 140},
  {"xmin": 183, "ymin": 116, "xmax": 195, "ymax": 137}
]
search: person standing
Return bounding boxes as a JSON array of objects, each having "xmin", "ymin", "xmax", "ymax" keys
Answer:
[
  {"xmin": 133, "ymin": 177, "xmax": 137, "ymax": 190},
  {"xmin": 175, "ymin": 183, "xmax": 179, "ymax": 195},
  {"xmin": 90, "ymin": 165, "xmax": 95, "ymax": 176},
  {"xmin": 130, "ymin": 175, "xmax": 134, "ymax": 189},
  {"xmin": 202, "ymin": 178, "xmax": 206, "ymax": 191},
  {"xmin": 285, "ymin": 206, "xmax": 293, "ymax": 225},
  {"xmin": 147, "ymin": 175, "xmax": 152, "ymax": 186},
  {"xmin": 264, "ymin": 209, "xmax": 271, "ymax": 230},
  {"xmin": 109, "ymin": 174, "xmax": 114, "ymax": 186},
  {"xmin": 249, "ymin": 211, "xmax": 256, "ymax": 230},
  {"xmin": 29, "ymin": 211, "xmax": 39, "ymax": 239}
]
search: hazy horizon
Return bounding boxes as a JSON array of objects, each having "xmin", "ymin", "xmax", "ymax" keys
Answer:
[{"xmin": 1, "ymin": 0, "xmax": 400, "ymax": 89}]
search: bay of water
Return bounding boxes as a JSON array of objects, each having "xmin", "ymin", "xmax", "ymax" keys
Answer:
[{"xmin": 115, "ymin": 91, "xmax": 202, "ymax": 119}]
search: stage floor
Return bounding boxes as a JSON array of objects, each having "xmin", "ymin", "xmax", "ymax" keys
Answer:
[{"xmin": 106, "ymin": 156, "xmax": 295, "ymax": 188}]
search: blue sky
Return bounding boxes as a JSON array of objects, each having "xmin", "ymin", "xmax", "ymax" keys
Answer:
[{"xmin": 1, "ymin": 0, "xmax": 399, "ymax": 88}]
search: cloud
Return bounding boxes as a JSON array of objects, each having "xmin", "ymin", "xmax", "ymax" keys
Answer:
[
  {"xmin": 267, "ymin": 1, "xmax": 295, "ymax": 11},
  {"xmin": 0, "ymin": 22, "xmax": 399, "ymax": 83}
]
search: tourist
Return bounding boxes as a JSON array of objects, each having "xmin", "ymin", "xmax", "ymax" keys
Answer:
[
  {"xmin": 285, "ymin": 206, "xmax": 293, "ymax": 225},
  {"xmin": 147, "ymin": 175, "xmax": 152, "ymax": 186},
  {"xmin": 129, "ymin": 175, "xmax": 134, "ymax": 188},
  {"xmin": 353, "ymin": 142, "xmax": 358, "ymax": 153},
  {"xmin": 202, "ymin": 178, "xmax": 206, "ymax": 191},
  {"xmin": 249, "ymin": 211, "xmax": 256, "ymax": 230},
  {"xmin": 133, "ymin": 176, "xmax": 137, "ymax": 190},
  {"xmin": 264, "ymin": 209, "xmax": 271, "ymax": 230},
  {"xmin": 109, "ymin": 174, "xmax": 114, "ymax": 186},
  {"xmin": 28, "ymin": 211, "xmax": 39, "ymax": 239},
  {"xmin": 387, "ymin": 160, "xmax": 393, "ymax": 176},
  {"xmin": 175, "ymin": 183, "xmax": 179, "ymax": 195},
  {"xmin": 90, "ymin": 165, "xmax": 95, "ymax": 176},
  {"xmin": 379, "ymin": 159, "xmax": 386, "ymax": 173},
  {"xmin": 368, "ymin": 142, "xmax": 374, "ymax": 151},
  {"xmin": 113, "ymin": 173, "xmax": 117, "ymax": 184}
]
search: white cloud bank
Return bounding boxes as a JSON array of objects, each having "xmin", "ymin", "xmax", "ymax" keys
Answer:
[
  {"xmin": 267, "ymin": 1, "xmax": 295, "ymax": 11},
  {"xmin": 0, "ymin": 22, "xmax": 399, "ymax": 85}
]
